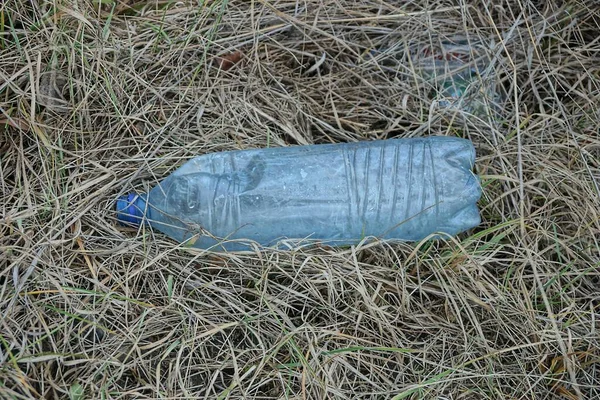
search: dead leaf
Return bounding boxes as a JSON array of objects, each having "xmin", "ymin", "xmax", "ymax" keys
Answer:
[
  {"xmin": 213, "ymin": 51, "xmax": 243, "ymax": 71},
  {"xmin": 0, "ymin": 117, "xmax": 29, "ymax": 131},
  {"xmin": 553, "ymin": 386, "xmax": 579, "ymax": 400},
  {"xmin": 540, "ymin": 352, "xmax": 590, "ymax": 400},
  {"xmin": 38, "ymin": 71, "xmax": 69, "ymax": 113},
  {"xmin": 112, "ymin": 0, "xmax": 182, "ymax": 16}
]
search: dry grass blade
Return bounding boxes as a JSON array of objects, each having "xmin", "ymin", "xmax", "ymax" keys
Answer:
[{"xmin": 1, "ymin": 0, "xmax": 599, "ymax": 399}]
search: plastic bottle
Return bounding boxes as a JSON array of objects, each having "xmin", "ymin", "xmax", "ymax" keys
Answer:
[
  {"xmin": 365, "ymin": 36, "xmax": 504, "ymax": 118},
  {"xmin": 413, "ymin": 38, "xmax": 504, "ymax": 118},
  {"xmin": 116, "ymin": 137, "xmax": 481, "ymax": 251}
]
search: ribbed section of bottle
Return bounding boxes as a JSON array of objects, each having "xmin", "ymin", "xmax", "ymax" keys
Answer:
[{"xmin": 143, "ymin": 137, "xmax": 480, "ymax": 250}]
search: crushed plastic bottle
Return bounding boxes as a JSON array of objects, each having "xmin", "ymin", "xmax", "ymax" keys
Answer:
[
  {"xmin": 412, "ymin": 37, "xmax": 505, "ymax": 118},
  {"xmin": 364, "ymin": 36, "xmax": 505, "ymax": 119},
  {"xmin": 116, "ymin": 137, "xmax": 482, "ymax": 251}
]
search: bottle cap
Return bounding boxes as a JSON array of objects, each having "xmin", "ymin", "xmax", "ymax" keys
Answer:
[{"xmin": 116, "ymin": 193, "xmax": 144, "ymax": 226}]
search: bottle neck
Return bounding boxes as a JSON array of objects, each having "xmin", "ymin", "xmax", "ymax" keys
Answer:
[{"xmin": 116, "ymin": 193, "xmax": 149, "ymax": 226}]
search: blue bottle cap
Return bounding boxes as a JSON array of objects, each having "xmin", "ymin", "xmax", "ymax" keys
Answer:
[{"xmin": 116, "ymin": 193, "xmax": 144, "ymax": 226}]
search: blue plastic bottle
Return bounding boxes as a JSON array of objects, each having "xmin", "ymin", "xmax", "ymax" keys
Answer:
[{"xmin": 116, "ymin": 137, "xmax": 481, "ymax": 251}]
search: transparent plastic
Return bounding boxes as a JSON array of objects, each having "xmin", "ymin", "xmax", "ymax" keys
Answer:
[
  {"xmin": 116, "ymin": 137, "xmax": 482, "ymax": 251},
  {"xmin": 365, "ymin": 36, "xmax": 505, "ymax": 118},
  {"xmin": 412, "ymin": 37, "xmax": 505, "ymax": 118}
]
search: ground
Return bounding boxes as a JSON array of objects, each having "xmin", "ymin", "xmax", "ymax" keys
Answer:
[{"xmin": 1, "ymin": 0, "xmax": 599, "ymax": 399}]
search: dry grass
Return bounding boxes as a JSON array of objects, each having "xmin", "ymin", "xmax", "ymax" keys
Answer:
[{"xmin": 1, "ymin": 0, "xmax": 600, "ymax": 398}]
